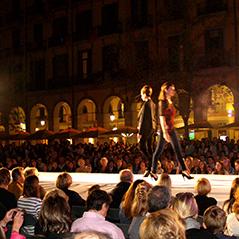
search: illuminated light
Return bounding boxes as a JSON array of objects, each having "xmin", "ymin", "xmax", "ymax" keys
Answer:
[
  {"xmin": 112, "ymin": 127, "xmax": 117, "ymax": 131},
  {"xmin": 110, "ymin": 114, "xmax": 115, "ymax": 121},
  {"xmin": 20, "ymin": 122, "xmax": 26, "ymax": 130},
  {"xmin": 67, "ymin": 138, "xmax": 73, "ymax": 144},
  {"xmin": 121, "ymin": 133, "xmax": 134, "ymax": 137},
  {"xmin": 89, "ymin": 138, "xmax": 94, "ymax": 144},
  {"xmin": 40, "ymin": 120, "xmax": 45, "ymax": 126},
  {"xmin": 113, "ymin": 137, "xmax": 118, "ymax": 143},
  {"xmin": 35, "ymin": 128, "xmax": 39, "ymax": 131}
]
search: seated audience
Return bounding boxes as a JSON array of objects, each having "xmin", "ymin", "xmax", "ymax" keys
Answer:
[
  {"xmin": 223, "ymin": 178, "xmax": 239, "ymax": 214},
  {"xmin": 71, "ymin": 189, "xmax": 125, "ymax": 239},
  {"xmin": 24, "ymin": 167, "xmax": 46, "ymax": 199},
  {"xmin": 56, "ymin": 172, "xmax": 85, "ymax": 207},
  {"xmin": 128, "ymin": 181, "xmax": 151, "ymax": 239},
  {"xmin": 173, "ymin": 192, "xmax": 215, "ymax": 239},
  {"xmin": 204, "ymin": 205, "xmax": 237, "ymax": 239},
  {"xmin": 157, "ymin": 173, "xmax": 172, "ymax": 196},
  {"xmin": 139, "ymin": 208, "xmax": 186, "ymax": 239},
  {"xmin": 0, "ymin": 208, "xmax": 25, "ymax": 239},
  {"xmin": 226, "ymin": 201, "xmax": 239, "ymax": 237},
  {"xmin": 8, "ymin": 167, "xmax": 25, "ymax": 200},
  {"xmin": 110, "ymin": 169, "xmax": 133, "ymax": 208},
  {"xmin": 17, "ymin": 175, "xmax": 42, "ymax": 236},
  {"xmin": 0, "ymin": 168, "xmax": 17, "ymax": 218},
  {"xmin": 66, "ymin": 231, "xmax": 111, "ymax": 239},
  {"xmin": 129, "ymin": 185, "xmax": 171, "ymax": 239},
  {"xmin": 35, "ymin": 189, "xmax": 72, "ymax": 239},
  {"xmin": 194, "ymin": 178, "xmax": 217, "ymax": 216},
  {"xmin": 119, "ymin": 179, "xmax": 144, "ymax": 224}
]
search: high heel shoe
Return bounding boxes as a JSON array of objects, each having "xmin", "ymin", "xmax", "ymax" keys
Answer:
[
  {"xmin": 182, "ymin": 171, "xmax": 194, "ymax": 180},
  {"xmin": 150, "ymin": 172, "xmax": 158, "ymax": 181}
]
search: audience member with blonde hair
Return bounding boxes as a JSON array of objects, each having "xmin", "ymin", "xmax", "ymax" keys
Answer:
[
  {"xmin": 226, "ymin": 201, "xmax": 239, "ymax": 237},
  {"xmin": 204, "ymin": 205, "xmax": 236, "ymax": 239},
  {"xmin": 157, "ymin": 173, "xmax": 172, "ymax": 195},
  {"xmin": 56, "ymin": 172, "xmax": 85, "ymax": 207},
  {"xmin": 119, "ymin": 179, "xmax": 144, "ymax": 224},
  {"xmin": 139, "ymin": 208, "xmax": 186, "ymax": 239},
  {"xmin": 70, "ymin": 231, "xmax": 111, "ymax": 239},
  {"xmin": 128, "ymin": 181, "xmax": 152, "ymax": 239},
  {"xmin": 194, "ymin": 178, "xmax": 217, "ymax": 216},
  {"xmin": 35, "ymin": 189, "xmax": 72, "ymax": 238},
  {"xmin": 173, "ymin": 192, "xmax": 214, "ymax": 239}
]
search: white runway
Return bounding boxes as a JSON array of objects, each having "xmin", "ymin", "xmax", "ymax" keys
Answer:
[{"xmin": 38, "ymin": 172, "xmax": 238, "ymax": 207}]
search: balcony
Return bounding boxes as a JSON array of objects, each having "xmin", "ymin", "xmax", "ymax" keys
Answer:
[
  {"xmin": 48, "ymin": 35, "xmax": 68, "ymax": 48},
  {"xmin": 197, "ymin": 3, "xmax": 227, "ymax": 16},
  {"xmin": 194, "ymin": 50, "xmax": 234, "ymax": 70},
  {"xmin": 27, "ymin": 41, "xmax": 46, "ymax": 51},
  {"xmin": 98, "ymin": 22, "xmax": 123, "ymax": 36},
  {"xmin": 126, "ymin": 15, "xmax": 153, "ymax": 30}
]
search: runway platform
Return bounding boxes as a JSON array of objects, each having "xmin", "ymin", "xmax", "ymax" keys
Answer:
[{"xmin": 38, "ymin": 172, "xmax": 238, "ymax": 207}]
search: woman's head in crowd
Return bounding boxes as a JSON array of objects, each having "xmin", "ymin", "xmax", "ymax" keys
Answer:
[
  {"xmin": 23, "ymin": 175, "xmax": 40, "ymax": 198},
  {"xmin": 39, "ymin": 189, "xmax": 71, "ymax": 234},
  {"xmin": 139, "ymin": 208, "xmax": 186, "ymax": 239},
  {"xmin": 195, "ymin": 178, "xmax": 211, "ymax": 196},
  {"xmin": 203, "ymin": 205, "xmax": 226, "ymax": 234},
  {"xmin": 173, "ymin": 192, "xmax": 198, "ymax": 219},
  {"xmin": 56, "ymin": 172, "xmax": 72, "ymax": 190}
]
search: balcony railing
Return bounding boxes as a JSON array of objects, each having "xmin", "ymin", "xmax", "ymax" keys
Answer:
[
  {"xmin": 98, "ymin": 22, "xmax": 123, "ymax": 36},
  {"xmin": 194, "ymin": 50, "xmax": 234, "ymax": 70},
  {"xmin": 197, "ymin": 3, "xmax": 227, "ymax": 16},
  {"xmin": 48, "ymin": 35, "xmax": 68, "ymax": 47},
  {"xmin": 126, "ymin": 15, "xmax": 153, "ymax": 30}
]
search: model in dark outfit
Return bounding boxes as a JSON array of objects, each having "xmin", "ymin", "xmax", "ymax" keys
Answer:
[
  {"xmin": 137, "ymin": 85, "xmax": 156, "ymax": 176},
  {"xmin": 150, "ymin": 82, "xmax": 193, "ymax": 180}
]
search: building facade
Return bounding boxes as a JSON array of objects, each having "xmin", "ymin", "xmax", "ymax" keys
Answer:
[{"xmin": 0, "ymin": 0, "xmax": 238, "ymax": 139}]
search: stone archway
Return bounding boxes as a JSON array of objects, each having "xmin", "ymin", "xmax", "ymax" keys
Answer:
[
  {"xmin": 207, "ymin": 84, "xmax": 234, "ymax": 127},
  {"xmin": 53, "ymin": 102, "xmax": 72, "ymax": 131},
  {"xmin": 77, "ymin": 99, "xmax": 96, "ymax": 130},
  {"xmin": 103, "ymin": 96, "xmax": 125, "ymax": 129},
  {"xmin": 30, "ymin": 104, "xmax": 48, "ymax": 132},
  {"xmin": 9, "ymin": 106, "xmax": 26, "ymax": 134}
]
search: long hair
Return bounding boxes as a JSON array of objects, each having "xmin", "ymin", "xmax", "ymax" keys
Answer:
[
  {"xmin": 223, "ymin": 177, "xmax": 239, "ymax": 214},
  {"xmin": 131, "ymin": 181, "xmax": 152, "ymax": 217},
  {"xmin": 121, "ymin": 179, "xmax": 144, "ymax": 219},
  {"xmin": 39, "ymin": 189, "xmax": 72, "ymax": 234},
  {"xmin": 23, "ymin": 175, "xmax": 40, "ymax": 198},
  {"xmin": 158, "ymin": 82, "xmax": 175, "ymax": 101}
]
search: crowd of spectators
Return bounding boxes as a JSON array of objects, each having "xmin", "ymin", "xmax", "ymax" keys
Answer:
[{"xmin": 0, "ymin": 137, "xmax": 238, "ymax": 175}]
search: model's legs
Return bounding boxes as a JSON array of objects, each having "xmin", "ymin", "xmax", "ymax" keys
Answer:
[
  {"xmin": 139, "ymin": 134, "xmax": 151, "ymax": 160},
  {"xmin": 151, "ymin": 132, "xmax": 166, "ymax": 173},
  {"xmin": 170, "ymin": 129, "xmax": 186, "ymax": 171}
]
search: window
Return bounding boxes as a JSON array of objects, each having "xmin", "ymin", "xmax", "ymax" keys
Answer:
[
  {"xmin": 167, "ymin": 0, "xmax": 185, "ymax": 20},
  {"xmin": 134, "ymin": 41, "xmax": 149, "ymax": 73},
  {"xmin": 75, "ymin": 10, "xmax": 92, "ymax": 40},
  {"xmin": 52, "ymin": 17, "xmax": 68, "ymax": 37},
  {"xmin": 168, "ymin": 35, "xmax": 180, "ymax": 72},
  {"xmin": 53, "ymin": 54, "xmax": 69, "ymax": 84},
  {"xmin": 205, "ymin": 29, "xmax": 224, "ymax": 53},
  {"xmin": 101, "ymin": 3, "xmax": 118, "ymax": 35},
  {"xmin": 39, "ymin": 107, "xmax": 45, "ymax": 119},
  {"xmin": 33, "ymin": 23, "xmax": 43, "ymax": 43},
  {"xmin": 78, "ymin": 50, "xmax": 92, "ymax": 80},
  {"xmin": 82, "ymin": 106, "xmax": 88, "ymax": 114},
  {"xmin": 118, "ymin": 102, "xmax": 124, "ymax": 119},
  {"xmin": 30, "ymin": 59, "xmax": 45, "ymax": 90},
  {"xmin": 131, "ymin": 0, "xmax": 148, "ymax": 27},
  {"xmin": 12, "ymin": 0, "xmax": 20, "ymax": 16},
  {"xmin": 102, "ymin": 45, "xmax": 119, "ymax": 73},
  {"xmin": 12, "ymin": 30, "xmax": 21, "ymax": 48}
]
